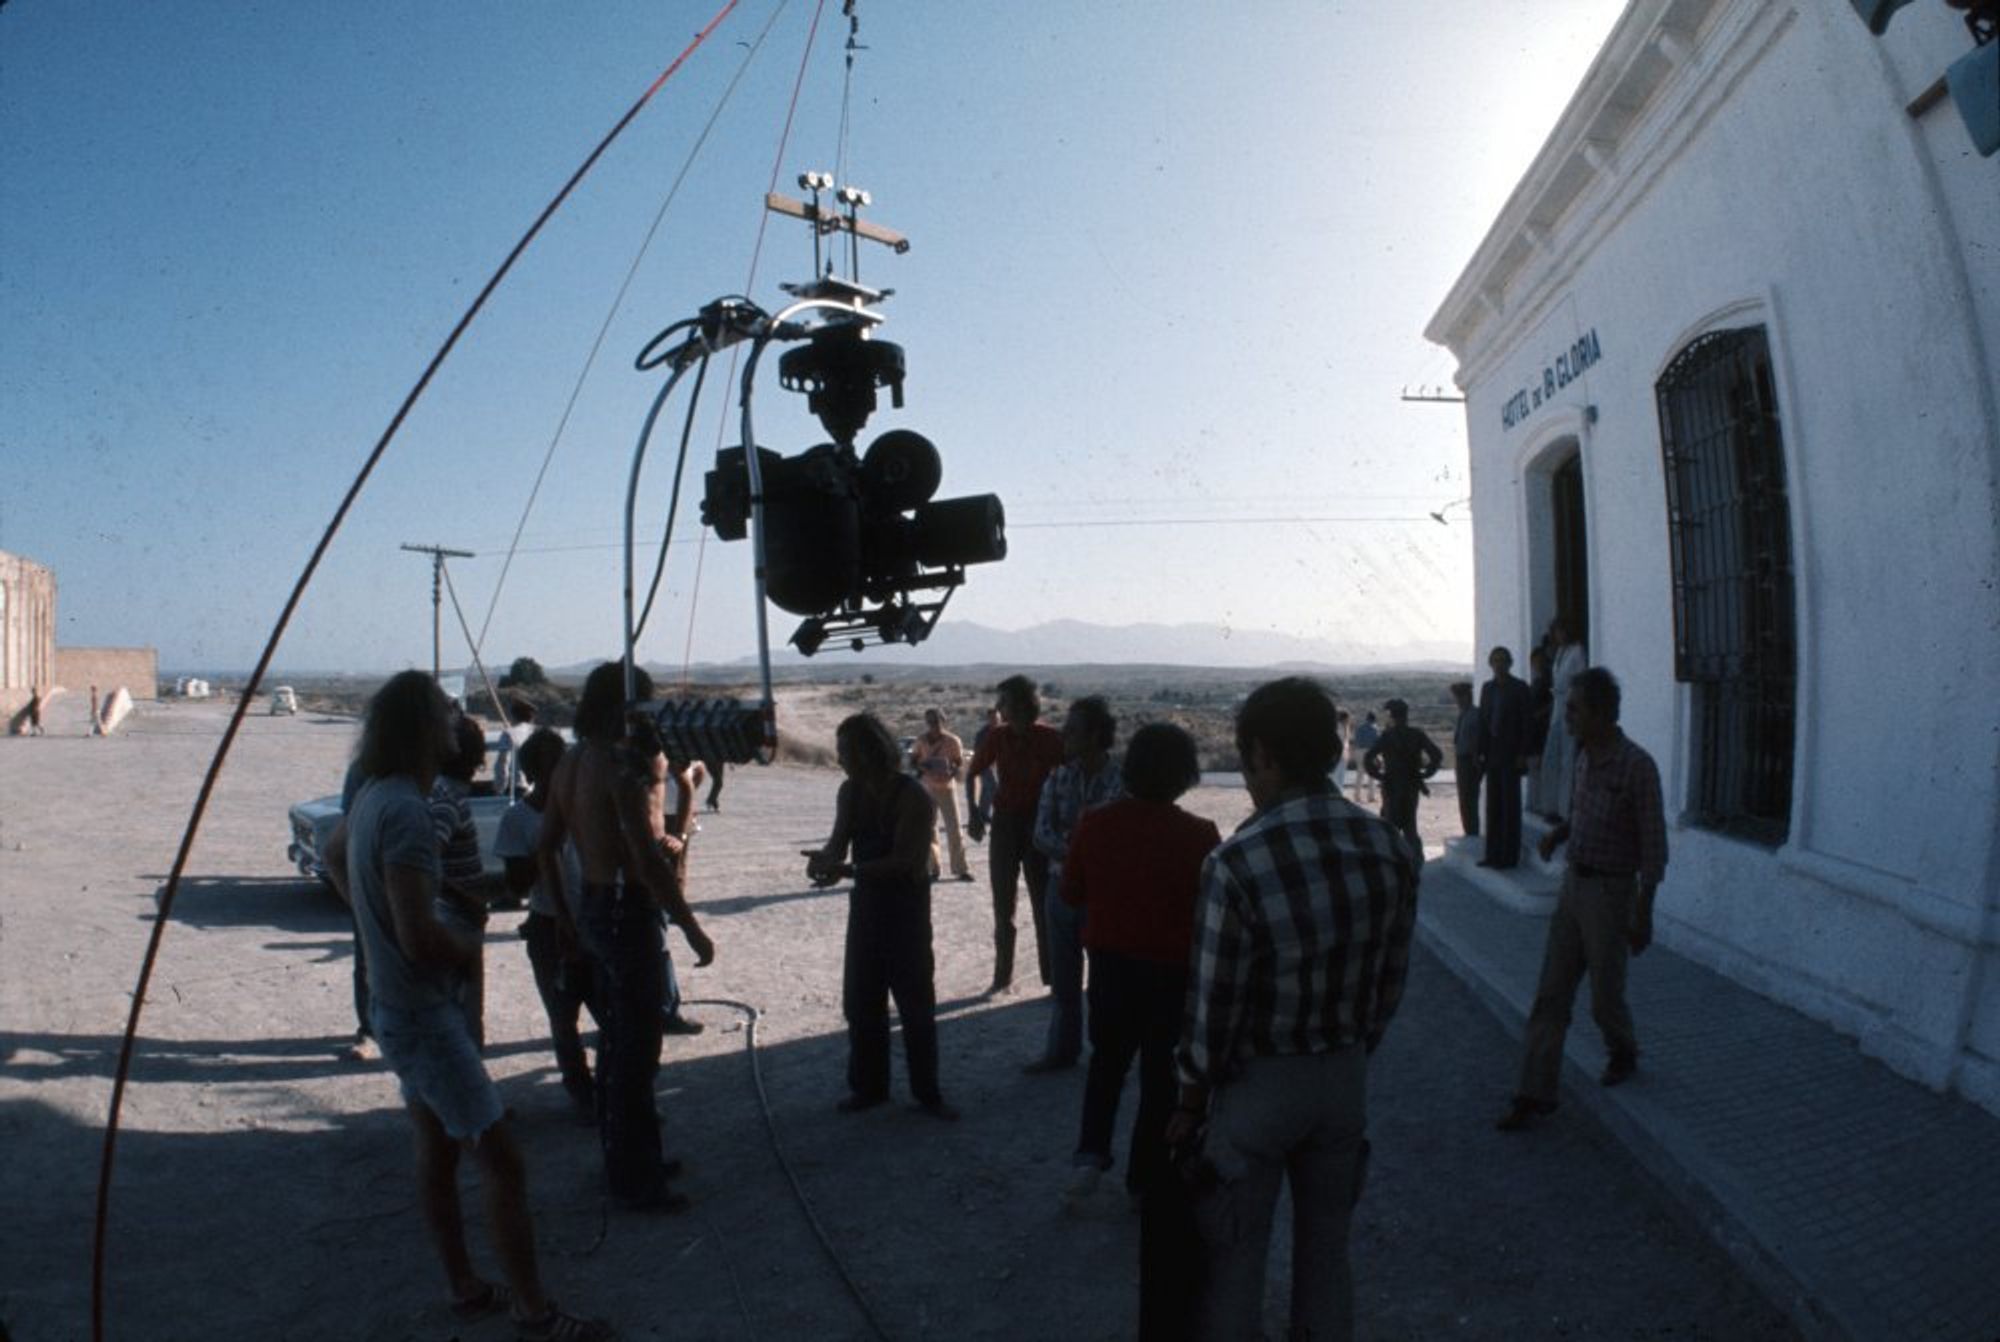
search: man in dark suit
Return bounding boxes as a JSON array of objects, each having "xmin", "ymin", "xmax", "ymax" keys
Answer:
[{"xmin": 1477, "ymin": 646, "xmax": 1532, "ymax": 869}]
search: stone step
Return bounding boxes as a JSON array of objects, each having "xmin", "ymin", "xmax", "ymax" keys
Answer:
[{"xmin": 1438, "ymin": 835, "xmax": 1559, "ymax": 914}]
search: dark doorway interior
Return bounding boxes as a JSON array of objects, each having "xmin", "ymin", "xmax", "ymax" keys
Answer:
[{"xmin": 1552, "ymin": 455, "xmax": 1589, "ymax": 640}]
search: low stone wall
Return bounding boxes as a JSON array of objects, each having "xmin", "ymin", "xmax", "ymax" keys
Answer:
[{"xmin": 54, "ymin": 646, "xmax": 159, "ymax": 701}]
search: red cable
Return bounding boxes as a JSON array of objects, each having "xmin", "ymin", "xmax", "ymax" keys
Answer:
[{"xmin": 87, "ymin": 7, "xmax": 740, "ymax": 1336}]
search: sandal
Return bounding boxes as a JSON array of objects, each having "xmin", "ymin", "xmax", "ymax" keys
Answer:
[
  {"xmin": 515, "ymin": 1303, "xmax": 615, "ymax": 1341},
  {"xmin": 449, "ymin": 1281, "xmax": 513, "ymax": 1321}
]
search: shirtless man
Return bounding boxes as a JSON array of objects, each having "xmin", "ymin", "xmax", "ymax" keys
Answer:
[{"xmin": 538, "ymin": 662, "xmax": 714, "ymax": 1212}]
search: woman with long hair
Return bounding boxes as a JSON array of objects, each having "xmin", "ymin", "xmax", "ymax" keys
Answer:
[{"xmin": 807, "ymin": 713, "xmax": 957, "ymax": 1119}]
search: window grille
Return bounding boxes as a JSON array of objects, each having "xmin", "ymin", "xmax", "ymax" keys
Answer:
[{"xmin": 1657, "ymin": 326, "xmax": 1796, "ymax": 845}]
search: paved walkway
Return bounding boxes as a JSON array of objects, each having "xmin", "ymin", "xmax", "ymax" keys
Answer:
[{"xmin": 1416, "ymin": 848, "xmax": 2000, "ymax": 1342}]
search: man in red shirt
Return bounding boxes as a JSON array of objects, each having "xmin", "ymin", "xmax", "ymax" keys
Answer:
[
  {"xmin": 1062, "ymin": 722, "xmax": 1220, "ymax": 1335},
  {"xmin": 964, "ymin": 675, "xmax": 1065, "ymax": 993}
]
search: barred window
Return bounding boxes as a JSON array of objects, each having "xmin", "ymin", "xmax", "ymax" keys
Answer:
[{"xmin": 1657, "ymin": 326, "xmax": 1796, "ymax": 845}]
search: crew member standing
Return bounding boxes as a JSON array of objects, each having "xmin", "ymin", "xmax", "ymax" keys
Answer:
[
  {"xmin": 809, "ymin": 713, "xmax": 957, "ymax": 1119},
  {"xmin": 333, "ymin": 670, "xmax": 612, "ymax": 1341},
  {"xmin": 964, "ymin": 707, "xmax": 1001, "ymax": 837},
  {"xmin": 1029, "ymin": 695, "xmax": 1124, "ymax": 1073},
  {"xmin": 1363, "ymin": 697, "xmax": 1443, "ymax": 864},
  {"xmin": 1450, "ymin": 681, "xmax": 1482, "ymax": 837},
  {"xmin": 910, "ymin": 708, "xmax": 973, "ymax": 882},
  {"xmin": 1169, "ymin": 678, "xmax": 1418, "ymax": 1341},
  {"xmin": 1497, "ymin": 667, "xmax": 1667, "ymax": 1130},
  {"xmin": 1477, "ymin": 647, "xmax": 1532, "ymax": 869},
  {"xmin": 538, "ymin": 662, "xmax": 715, "ymax": 1212},
  {"xmin": 965, "ymin": 676, "xmax": 1065, "ymax": 994}
]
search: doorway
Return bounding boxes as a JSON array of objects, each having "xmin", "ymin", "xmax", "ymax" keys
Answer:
[
  {"xmin": 1551, "ymin": 454, "xmax": 1589, "ymax": 641},
  {"xmin": 1526, "ymin": 439, "xmax": 1589, "ymax": 651}
]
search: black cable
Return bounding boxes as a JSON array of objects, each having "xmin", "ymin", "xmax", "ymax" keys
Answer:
[
  {"xmin": 683, "ymin": 997, "xmax": 896, "ymax": 1341},
  {"xmin": 86, "ymin": 9, "xmax": 746, "ymax": 1336},
  {"xmin": 633, "ymin": 350, "xmax": 712, "ymax": 642},
  {"xmin": 474, "ymin": 0, "xmax": 795, "ymax": 653},
  {"xmin": 635, "ymin": 316, "xmax": 707, "ymax": 372}
]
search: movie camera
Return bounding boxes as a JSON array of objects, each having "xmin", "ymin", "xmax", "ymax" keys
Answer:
[{"xmin": 623, "ymin": 174, "xmax": 1006, "ymax": 762}]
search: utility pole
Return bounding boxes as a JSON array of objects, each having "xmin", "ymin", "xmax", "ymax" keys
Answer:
[{"xmin": 400, "ymin": 543, "xmax": 473, "ymax": 680}]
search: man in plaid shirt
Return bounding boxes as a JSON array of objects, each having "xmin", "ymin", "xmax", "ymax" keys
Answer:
[
  {"xmin": 1168, "ymin": 677, "xmax": 1419, "ymax": 1341},
  {"xmin": 1498, "ymin": 665, "xmax": 1668, "ymax": 1131}
]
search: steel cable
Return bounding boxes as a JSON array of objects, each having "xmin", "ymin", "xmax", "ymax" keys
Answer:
[
  {"xmin": 87, "ymin": 8, "xmax": 744, "ymax": 1336},
  {"xmin": 679, "ymin": 0, "xmax": 831, "ymax": 688},
  {"xmin": 472, "ymin": 0, "xmax": 794, "ymax": 659}
]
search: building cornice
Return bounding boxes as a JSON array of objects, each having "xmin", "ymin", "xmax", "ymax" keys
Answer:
[{"xmin": 1423, "ymin": 0, "xmax": 1779, "ymax": 382}]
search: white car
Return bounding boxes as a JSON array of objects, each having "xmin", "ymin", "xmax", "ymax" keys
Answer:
[
  {"xmin": 269, "ymin": 686, "xmax": 299, "ymax": 715},
  {"xmin": 287, "ymin": 789, "xmax": 513, "ymax": 898},
  {"xmin": 287, "ymin": 727, "xmax": 567, "ymax": 898}
]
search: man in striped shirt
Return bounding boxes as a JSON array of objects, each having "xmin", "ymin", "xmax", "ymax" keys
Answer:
[
  {"xmin": 1498, "ymin": 665, "xmax": 1668, "ymax": 1130},
  {"xmin": 1169, "ymin": 677, "xmax": 1419, "ymax": 1342}
]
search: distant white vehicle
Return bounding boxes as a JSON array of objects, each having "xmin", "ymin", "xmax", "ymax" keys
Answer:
[{"xmin": 269, "ymin": 686, "xmax": 299, "ymax": 716}]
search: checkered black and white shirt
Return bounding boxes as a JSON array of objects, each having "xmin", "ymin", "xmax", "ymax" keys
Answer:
[{"xmin": 1176, "ymin": 785, "xmax": 1419, "ymax": 1090}]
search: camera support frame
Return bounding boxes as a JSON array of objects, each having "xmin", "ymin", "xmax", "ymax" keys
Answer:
[{"xmin": 620, "ymin": 179, "xmax": 1000, "ymax": 762}]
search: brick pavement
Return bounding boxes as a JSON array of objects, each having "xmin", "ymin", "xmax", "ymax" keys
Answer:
[{"xmin": 1417, "ymin": 851, "xmax": 2000, "ymax": 1342}]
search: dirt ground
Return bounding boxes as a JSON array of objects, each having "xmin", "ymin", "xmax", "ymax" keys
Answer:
[{"xmin": 0, "ymin": 694, "xmax": 1788, "ymax": 1341}]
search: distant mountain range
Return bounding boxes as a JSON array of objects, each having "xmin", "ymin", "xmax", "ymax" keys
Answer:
[{"xmin": 713, "ymin": 618, "xmax": 1469, "ymax": 673}]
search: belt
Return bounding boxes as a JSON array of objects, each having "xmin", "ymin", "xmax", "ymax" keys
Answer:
[{"xmin": 1573, "ymin": 864, "xmax": 1636, "ymax": 880}]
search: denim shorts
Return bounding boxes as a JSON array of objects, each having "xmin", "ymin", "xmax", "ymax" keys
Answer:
[{"xmin": 370, "ymin": 999, "xmax": 505, "ymax": 1142}]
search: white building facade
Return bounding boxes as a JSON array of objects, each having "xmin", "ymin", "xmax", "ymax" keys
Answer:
[
  {"xmin": 1, "ymin": 549, "xmax": 58, "ymax": 718},
  {"xmin": 1426, "ymin": 0, "xmax": 2000, "ymax": 1113}
]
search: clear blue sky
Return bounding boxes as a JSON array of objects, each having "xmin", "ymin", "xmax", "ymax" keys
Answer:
[{"xmin": 0, "ymin": 1, "xmax": 1624, "ymax": 673}]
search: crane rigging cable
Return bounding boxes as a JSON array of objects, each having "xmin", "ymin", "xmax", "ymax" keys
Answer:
[
  {"xmin": 440, "ymin": 560, "xmax": 511, "ymax": 735},
  {"xmin": 460, "ymin": 4, "xmax": 904, "ymax": 1329},
  {"xmin": 87, "ymin": 7, "xmax": 746, "ymax": 1337},
  {"xmin": 474, "ymin": 0, "xmax": 796, "ymax": 659},
  {"xmin": 675, "ymin": 0, "xmax": 832, "ymax": 688},
  {"xmin": 835, "ymin": 0, "xmax": 862, "ymax": 186}
]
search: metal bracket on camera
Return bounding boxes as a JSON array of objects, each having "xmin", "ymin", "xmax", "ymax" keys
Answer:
[
  {"xmin": 768, "ymin": 171, "xmax": 910, "ymax": 286},
  {"xmin": 790, "ymin": 576, "xmax": 963, "ymax": 656}
]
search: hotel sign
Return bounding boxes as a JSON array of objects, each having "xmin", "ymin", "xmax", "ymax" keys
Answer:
[{"xmin": 1501, "ymin": 327, "xmax": 1603, "ymax": 431}]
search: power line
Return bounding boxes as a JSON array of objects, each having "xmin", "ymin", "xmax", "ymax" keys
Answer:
[
  {"xmin": 468, "ymin": 511, "xmax": 1441, "ymax": 557},
  {"xmin": 473, "ymin": 0, "xmax": 794, "ymax": 657}
]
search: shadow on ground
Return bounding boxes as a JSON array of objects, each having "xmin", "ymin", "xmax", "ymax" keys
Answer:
[{"xmin": 149, "ymin": 873, "xmax": 349, "ymax": 934}]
